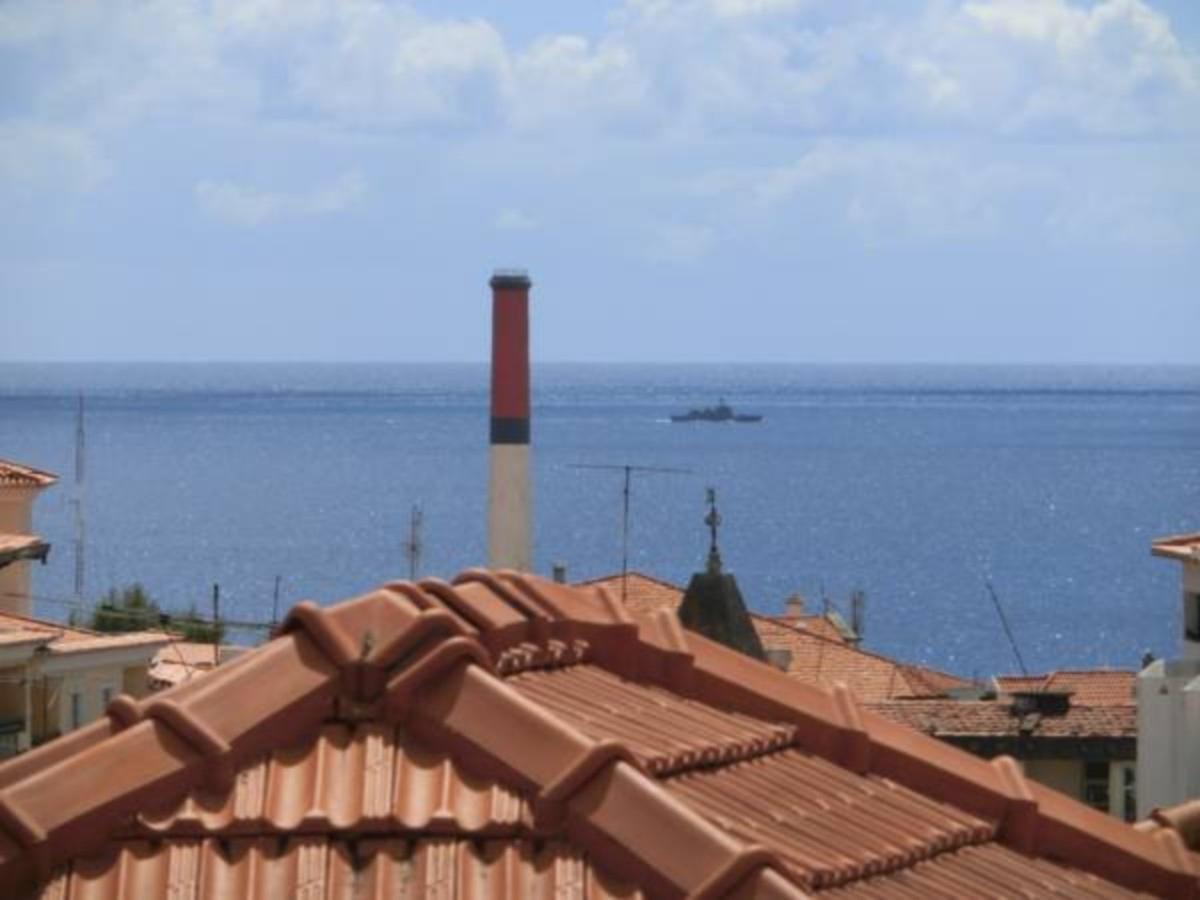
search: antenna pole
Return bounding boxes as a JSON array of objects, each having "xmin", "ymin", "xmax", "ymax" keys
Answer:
[
  {"xmin": 72, "ymin": 394, "xmax": 86, "ymax": 604},
  {"xmin": 403, "ymin": 504, "xmax": 423, "ymax": 580},
  {"xmin": 985, "ymin": 578, "xmax": 1028, "ymax": 676},
  {"xmin": 271, "ymin": 575, "xmax": 282, "ymax": 629},
  {"xmin": 569, "ymin": 463, "xmax": 692, "ymax": 605},
  {"xmin": 211, "ymin": 583, "xmax": 220, "ymax": 669},
  {"xmin": 621, "ymin": 467, "xmax": 632, "ymax": 604}
]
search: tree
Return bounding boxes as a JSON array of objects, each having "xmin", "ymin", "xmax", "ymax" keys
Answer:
[
  {"xmin": 88, "ymin": 585, "xmax": 225, "ymax": 643},
  {"xmin": 170, "ymin": 604, "xmax": 225, "ymax": 644},
  {"xmin": 90, "ymin": 584, "xmax": 163, "ymax": 633}
]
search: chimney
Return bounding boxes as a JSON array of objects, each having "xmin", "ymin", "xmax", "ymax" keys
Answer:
[
  {"xmin": 784, "ymin": 593, "xmax": 804, "ymax": 618},
  {"xmin": 487, "ymin": 270, "xmax": 532, "ymax": 571},
  {"xmin": 552, "ymin": 562, "xmax": 567, "ymax": 584},
  {"xmin": 765, "ymin": 648, "xmax": 793, "ymax": 671}
]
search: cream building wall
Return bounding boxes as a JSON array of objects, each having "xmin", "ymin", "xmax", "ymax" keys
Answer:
[{"xmin": 0, "ymin": 486, "xmax": 40, "ymax": 617}]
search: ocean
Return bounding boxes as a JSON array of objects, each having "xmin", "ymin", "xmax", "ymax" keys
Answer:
[{"xmin": 2, "ymin": 363, "xmax": 1197, "ymax": 679}]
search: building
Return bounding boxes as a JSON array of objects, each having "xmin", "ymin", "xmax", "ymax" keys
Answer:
[
  {"xmin": 0, "ymin": 459, "xmax": 58, "ymax": 618},
  {"xmin": 0, "ymin": 572, "xmax": 1193, "ymax": 897},
  {"xmin": 873, "ymin": 669, "xmax": 1138, "ymax": 822},
  {"xmin": 580, "ymin": 572, "xmax": 967, "ymax": 701},
  {"xmin": 0, "ymin": 610, "xmax": 167, "ymax": 757},
  {"xmin": 582, "ymin": 572, "xmax": 1142, "ymax": 817},
  {"xmin": 147, "ymin": 641, "xmax": 248, "ymax": 691},
  {"xmin": 1138, "ymin": 532, "xmax": 1200, "ymax": 816}
]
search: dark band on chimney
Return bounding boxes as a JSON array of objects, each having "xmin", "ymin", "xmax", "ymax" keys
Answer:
[{"xmin": 490, "ymin": 417, "xmax": 530, "ymax": 445}]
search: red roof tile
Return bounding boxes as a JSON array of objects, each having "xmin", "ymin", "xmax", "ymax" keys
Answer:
[
  {"xmin": 42, "ymin": 837, "xmax": 647, "ymax": 898},
  {"xmin": 148, "ymin": 642, "xmax": 248, "ymax": 689},
  {"xmin": 751, "ymin": 616, "xmax": 970, "ymax": 702},
  {"xmin": 578, "ymin": 572, "xmax": 854, "ymax": 644},
  {"xmin": 576, "ymin": 571, "xmax": 684, "ymax": 617},
  {"xmin": 0, "ymin": 610, "xmax": 166, "ymax": 654},
  {"xmin": 0, "ymin": 459, "xmax": 57, "ymax": 489},
  {"xmin": 995, "ymin": 670, "xmax": 1136, "ymax": 706},
  {"xmin": 0, "ymin": 572, "xmax": 1192, "ymax": 898},
  {"xmin": 869, "ymin": 698, "xmax": 1137, "ymax": 740}
]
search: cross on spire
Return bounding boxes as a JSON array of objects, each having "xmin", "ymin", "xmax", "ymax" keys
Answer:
[{"xmin": 705, "ymin": 487, "xmax": 722, "ymax": 574}]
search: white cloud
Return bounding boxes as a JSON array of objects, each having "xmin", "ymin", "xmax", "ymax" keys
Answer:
[
  {"xmin": 4, "ymin": 0, "xmax": 1198, "ymax": 140},
  {"xmin": 494, "ymin": 208, "xmax": 538, "ymax": 231},
  {"xmin": 194, "ymin": 171, "xmax": 366, "ymax": 226},
  {"xmin": 0, "ymin": 122, "xmax": 110, "ymax": 192},
  {"xmin": 641, "ymin": 222, "xmax": 715, "ymax": 262}
]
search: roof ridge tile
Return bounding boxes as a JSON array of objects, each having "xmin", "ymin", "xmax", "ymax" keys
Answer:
[
  {"xmin": 990, "ymin": 755, "xmax": 1037, "ymax": 853},
  {"xmin": 533, "ymin": 739, "xmax": 643, "ymax": 833}
]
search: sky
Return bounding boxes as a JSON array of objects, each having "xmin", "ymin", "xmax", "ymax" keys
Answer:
[{"xmin": 1, "ymin": 0, "xmax": 1198, "ymax": 364}]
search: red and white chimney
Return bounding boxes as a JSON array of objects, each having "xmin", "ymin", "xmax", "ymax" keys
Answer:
[{"xmin": 488, "ymin": 269, "xmax": 532, "ymax": 571}]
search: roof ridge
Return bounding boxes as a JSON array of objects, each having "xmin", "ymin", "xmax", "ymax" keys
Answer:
[
  {"xmin": 672, "ymin": 629, "xmax": 1195, "ymax": 896},
  {"xmin": 576, "ymin": 570, "xmax": 684, "ymax": 593},
  {"xmin": 0, "ymin": 459, "xmax": 58, "ymax": 487},
  {"xmin": 0, "ymin": 575, "xmax": 805, "ymax": 898},
  {"xmin": 0, "ymin": 572, "xmax": 1191, "ymax": 897}
]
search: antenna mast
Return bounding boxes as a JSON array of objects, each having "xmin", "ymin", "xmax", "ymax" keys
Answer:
[
  {"xmin": 403, "ymin": 504, "xmax": 423, "ymax": 580},
  {"xmin": 985, "ymin": 578, "xmax": 1029, "ymax": 676},
  {"xmin": 71, "ymin": 394, "xmax": 86, "ymax": 604},
  {"xmin": 570, "ymin": 463, "xmax": 691, "ymax": 604}
]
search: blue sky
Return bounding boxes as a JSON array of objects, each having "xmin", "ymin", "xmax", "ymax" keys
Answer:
[{"xmin": 2, "ymin": 0, "xmax": 1197, "ymax": 363}]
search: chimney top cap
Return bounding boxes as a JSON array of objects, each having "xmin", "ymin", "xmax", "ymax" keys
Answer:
[{"xmin": 490, "ymin": 269, "xmax": 531, "ymax": 289}]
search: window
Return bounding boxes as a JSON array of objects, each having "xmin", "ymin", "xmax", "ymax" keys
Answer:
[
  {"xmin": 69, "ymin": 692, "xmax": 82, "ymax": 731},
  {"xmin": 1122, "ymin": 766, "xmax": 1137, "ymax": 823},
  {"xmin": 1186, "ymin": 592, "xmax": 1200, "ymax": 642},
  {"xmin": 1083, "ymin": 761, "xmax": 1109, "ymax": 812},
  {"xmin": 101, "ymin": 686, "xmax": 114, "ymax": 709}
]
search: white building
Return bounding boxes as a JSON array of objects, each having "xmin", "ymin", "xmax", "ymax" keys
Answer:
[{"xmin": 1136, "ymin": 532, "xmax": 1200, "ymax": 817}]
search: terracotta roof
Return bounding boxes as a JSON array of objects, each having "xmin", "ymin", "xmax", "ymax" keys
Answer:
[
  {"xmin": 1151, "ymin": 532, "xmax": 1200, "ymax": 562},
  {"xmin": 869, "ymin": 698, "xmax": 1137, "ymax": 740},
  {"xmin": 0, "ymin": 572, "xmax": 1193, "ymax": 898},
  {"xmin": 0, "ymin": 534, "xmax": 49, "ymax": 568},
  {"xmin": 995, "ymin": 670, "xmax": 1136, "ymax": 706},
  {"xmin": 751, "ymin": 615, "xmax": 970, "ymax": 702},
  {"xmin": 1139, "ymin": 799, "xmax": 1200, "ymax": 854},
  {"xmin": 778, "ymin": 612, "xmax": 848, "ymax": 644},
  {"xmin": 148, "ymin": 642, "xmax": 248, "ymax": 690},
  {"xmin": 0, "ymin": 610, "xmax": 167, "ymax": 654},
  {"xmin": 580, "ymin": 572, "xmax": 855, "ymax": 645},
  {"xmin": 0, "ymin": 459, "xmax": 57, "ymax": 489},
  {"xmin": 576, "ymin": 571, "xmax": 684, "ymax": 617}
]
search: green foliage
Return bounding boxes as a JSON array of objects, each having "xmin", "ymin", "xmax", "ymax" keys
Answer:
[
  {"xmin": 89, "ymin": 585, "xmax": 224, "ymax": 643},
  {"xmin": 90, "ymin": 583, "xmax": 163, "ymax": 633},
  {"xmin": 171, "ymin": 604, "xmax": 225, "ymax": 644}
]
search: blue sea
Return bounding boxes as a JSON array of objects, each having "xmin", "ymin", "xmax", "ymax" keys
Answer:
[{"xmin": 1, "ymin": 363, "xmax": 1197, "ymax": 679}]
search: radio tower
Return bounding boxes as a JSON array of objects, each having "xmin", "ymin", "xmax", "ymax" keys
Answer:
[{"xmin": 71, "ymin": 394, "xmax": 86, "ymax": 604}]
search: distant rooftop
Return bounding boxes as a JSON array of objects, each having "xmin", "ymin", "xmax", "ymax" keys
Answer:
[
  {"xmin": 0, "ymin": 534, "xmax": 49, "ymax": 568},
  {"xmin": 1152, "ymin": 532, "xmax": 1200, "ymax": 562},
  {"xmin": 0, "ymin": 459, "xmax": 58, "ymax": 489}
]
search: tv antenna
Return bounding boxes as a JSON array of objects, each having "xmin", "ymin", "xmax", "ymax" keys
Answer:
[
  {"xmin": 571, "ymin": 463, "xmax": 691, "ymax": 603},
  {"xmin": 402, "ymin": 504, "xmax": 423, "ymax": 580}
]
